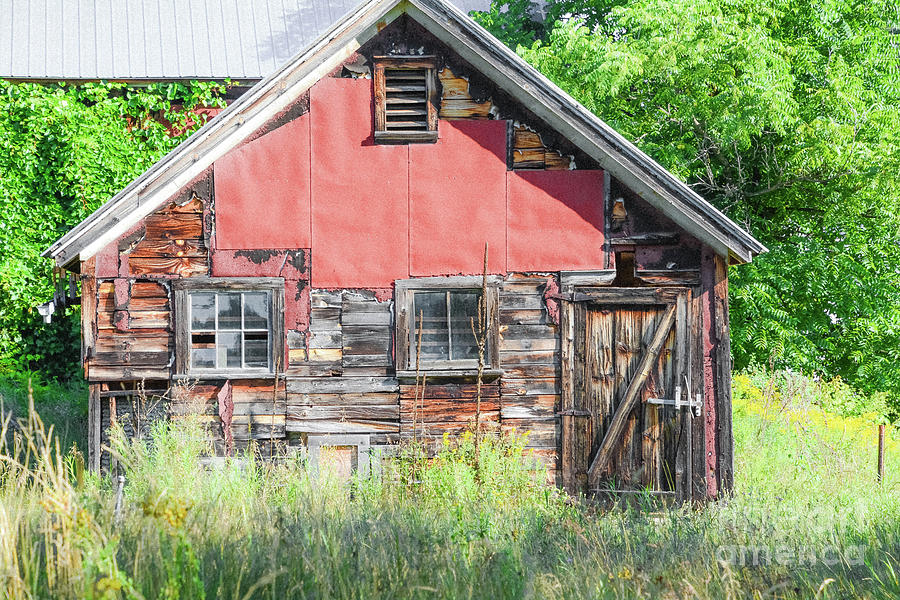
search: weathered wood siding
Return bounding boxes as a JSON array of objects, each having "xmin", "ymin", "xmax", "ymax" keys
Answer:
[
  {"xmin": 498, "ymin": 276, "xmax": 560, "ymax": 475},
  {"xmin": 77, "ymin": 16, "xmax": 735, "ymax": 498},
  {"xmin": 88, "ymin": 181, "xmax": 214, "ymax": 383}
]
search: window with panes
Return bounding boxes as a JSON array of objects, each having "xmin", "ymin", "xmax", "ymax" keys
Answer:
[
  {"xmin": 412, "ymin": 290, "xmax": 482, "ymax": 366},
  {"xmin": 173, "ymin": 279, "xmax": 283, "ymax": 375},
  {"xmin": 394, "ymin": 277, "xmax": 500, "ymax": 372},
  {"xmin": 189, "ymin": 291, "xmax": 271, "ymax": 370}
]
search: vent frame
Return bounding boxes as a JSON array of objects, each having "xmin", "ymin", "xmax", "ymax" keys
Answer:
[{"xmin": 374, "ymin": 56, "xmax": 439, "ymax": 143}]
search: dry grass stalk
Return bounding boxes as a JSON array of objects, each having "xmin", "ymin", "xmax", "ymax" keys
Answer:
[
  {"xmin": 470, "ymin": 242, "xmax": 491, "ymax": 468},
  {"xmin": 414, "ymin": 309, "xmax": 427, "ymax": 445}
]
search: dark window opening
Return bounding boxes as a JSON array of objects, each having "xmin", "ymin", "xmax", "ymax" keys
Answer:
[{"xmin": 413, "ymin": 289, "xmax": 481, "ymax": 363}]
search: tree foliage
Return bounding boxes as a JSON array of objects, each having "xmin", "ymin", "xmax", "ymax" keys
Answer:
[
  {"xmin": 471, "ymin": 0, "xmax": 547, "ymax": 48},
  {"xmin": 0, "ymin": 81, "xmax": 226, "ymax": 379},
  {"xmin": 476, "ymin": 1, "xmax": 900, "ymax": 410}
]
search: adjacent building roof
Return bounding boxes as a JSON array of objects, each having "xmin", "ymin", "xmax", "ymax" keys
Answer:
[
  {"xmin": 1, "ymin": 0, "xmax": 491, "ymax": 81},
  {"xmin": 42, "ymin": 0, "xmax": 766, "ymax": 266}
]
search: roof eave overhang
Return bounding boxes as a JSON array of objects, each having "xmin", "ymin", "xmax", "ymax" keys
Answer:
[{"xmin": 44, "ymin": 0, "xmax": 766, "ymax": 267}]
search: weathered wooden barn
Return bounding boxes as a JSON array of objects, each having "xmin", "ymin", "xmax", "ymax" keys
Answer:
[{"xmin": 43, "ymin": 0, "xmax": 765, "ymax": 501}]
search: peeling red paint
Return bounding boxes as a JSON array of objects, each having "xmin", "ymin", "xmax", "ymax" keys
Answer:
[
  {"xmin": 95, "ymin": 243, "xmax": 118, "ymax": 279},
  {"xmin": 117, "ymin": 222, "xmax": 146, "ymax": 277},
  {"xmin": 113, "ymin": 279, "xmax": 130, "ymax": 310},
  {"xmin": 543, "ymin": 276, "xmax": 561, "ymax": 326},
  {"xmin": 217, "ymin": 380, "xmax": 234, "ymax": 455},
  {"xmin": 372, "ymin": 288, "xmax": 393, "ymax": 302},
  {"xmin": 113, "ymin": 310, "xmax": 129, "ymax": 332},
  {"xmin": 284, "ymin": 280, "xmax": 310, "ymax": 331},
  {"xmin": 507, "ymin": 170, "xmax": 604, "ymax": 272},
  {"xmin": 210, "ymin": 249, "xmax": 308, "ymax": 279}
]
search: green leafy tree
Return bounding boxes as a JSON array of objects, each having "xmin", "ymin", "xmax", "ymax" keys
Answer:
[
  {"xmin": 470, "ymin": 1, "xmax": 547, "ymax": 49},
  {"xmin": 0, "ymin": 81, "xmax": 226, "ymax": 380},
  {"xmin": 476, "ymin": 0, "xmax": 900, "ymax": 412}
]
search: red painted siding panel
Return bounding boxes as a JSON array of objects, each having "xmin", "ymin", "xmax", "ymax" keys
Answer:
[
  {"xmin": 310, "ymin": 78, "xmax": 410, "ymax": 288},
  {"xmin": 214, "ymin": 115, "xmax": 311, "ymax": 250},
  {"xmin": 507, "ymin": 170, "xmax": 605, "ymax": 272},
  {"xmin": 95, "ymin": 242, "xmax": 118, "ymax": 278},
  {"xmin": 409, "ymin": 120, "xmax": 508, "ymax": 276}
]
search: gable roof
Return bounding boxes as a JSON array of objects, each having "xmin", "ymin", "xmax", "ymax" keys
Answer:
[
  {"xmin": 43, "ymin": 0, "xmax": 766, "ymax": 267},
  {"xmin": 0, "ymin": 0, "xmax": 491, "ymax": 81}
]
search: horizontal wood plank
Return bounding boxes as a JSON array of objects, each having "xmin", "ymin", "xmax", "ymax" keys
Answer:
[
  {"xmin": 129, "ymin": 257, "xmax": 207, "ymax": 277},
  {"xmin": 399, "ymin": 382, "xmax": 500, "ymax": 399},
  {"xmin": 501, "ymin": 377, "xmax": 560, "ymax": 396},
  {"xmin": 285, "ymin": 418, "xmax": 400, "ymax": 434},
  {"xmin": 288, "ymin": 405, "xmax": 399, "ymax": 420},
  {"xmin": 500, "ymin": 394, "xmax": 558, "ymax": 419},
  {"xmin": 288, "ymin": 392, "xmax": 399, "ymax": 406},
  {"xmin": 287, "ymin": 377, "xmax": 400, "ymax": 394}
]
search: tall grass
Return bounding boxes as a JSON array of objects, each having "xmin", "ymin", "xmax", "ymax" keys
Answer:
[
  {"xmin": 0, "ymin": 372, "xmax": 86, "ymax": 452},
  {"xmin": 1, "ymin": 374, "xmax": 898, "ymax": 599}
]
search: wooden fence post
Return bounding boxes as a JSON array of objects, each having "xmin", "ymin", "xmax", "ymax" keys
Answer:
[{"xmin": 877, "ymin": 424, "xmax": 886, "ymax": 484}]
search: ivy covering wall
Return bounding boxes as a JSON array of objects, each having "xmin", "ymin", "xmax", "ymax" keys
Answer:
[{"xmin": 0, "ymin": 81, "xmax": 226, "ymax": 379}]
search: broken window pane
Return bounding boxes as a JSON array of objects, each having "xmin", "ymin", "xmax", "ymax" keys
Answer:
[
  {"xmin": 243, "ymin": 292, "xmax": 269, "ymax": 330},
  {"xmin": 191, "ymin": 333, "xmax": 216, "ymax": 369},
  {"xmin": 191, "ymin": 293, "xmax": 215, "ymax": 330},
  {"xmin": 244, "ymin": 332, "xmax": 269, "ymax": 368},
  {"xmin": 413, "ymin": 291, "xmax": 449, "ymax": 361}
]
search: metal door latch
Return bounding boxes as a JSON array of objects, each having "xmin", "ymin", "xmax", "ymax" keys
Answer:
[{"xmin": 647, "ymin": 386, "xmax": 702, "ymax": 416}]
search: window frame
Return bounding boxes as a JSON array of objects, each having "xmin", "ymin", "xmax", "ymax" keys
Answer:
[
  {"xmin": 173, "ymin": 278, "xmax": 284, "ymax": 377},
  {"xmin": 373, "ymin": 55, "xmax": 439, "ymax": 144},
  {"xmin": 394, "ymin": 276, "xmax": 501, "ymax": 377}
]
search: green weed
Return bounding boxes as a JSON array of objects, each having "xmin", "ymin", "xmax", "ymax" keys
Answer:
[{"xmin": 0, "ymin": 372, "xmax": 897, "ymax": 599}]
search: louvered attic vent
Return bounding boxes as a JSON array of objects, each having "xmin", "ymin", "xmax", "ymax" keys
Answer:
[{"xmin": 374, "ymin": 57, "xmax": 438, "ymax": 143}]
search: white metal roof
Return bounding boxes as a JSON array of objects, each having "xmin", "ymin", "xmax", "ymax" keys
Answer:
[{"xmin": 1, "ymin": 0, "xmax": 492, "ymax": 81}]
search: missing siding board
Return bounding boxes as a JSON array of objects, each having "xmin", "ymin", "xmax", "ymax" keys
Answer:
[
  {"xmin": 374, "ymin": 56, "xmax": 439, "ymax": 143},
  {"xmin": 511, "ymin": 124, "xmax": 573, "ymax": 170},
  {"xmin": 438, "ymin": 66, "xmax": 492, "ymax": 119}
]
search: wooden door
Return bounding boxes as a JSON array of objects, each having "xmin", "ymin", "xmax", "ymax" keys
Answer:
[{"xmin": 560, "ymin": 288, "xmax": 695, "ymax": 500}]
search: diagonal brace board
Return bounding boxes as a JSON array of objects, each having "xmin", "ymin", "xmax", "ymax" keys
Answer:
[{"xmin": 587, "ymin": 302, "xmax": 677, "ymax": 484}]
